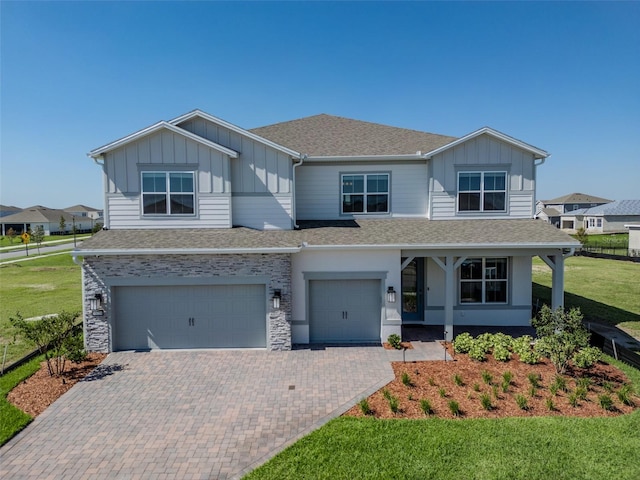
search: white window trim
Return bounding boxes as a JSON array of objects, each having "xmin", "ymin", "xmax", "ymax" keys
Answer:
[
  {"xmin": 141, "ymin": 171, "xmax": 196, "ymax": 216},
  {"xmin": 457, "ymin": 171, "xmax": 507, "ymax": 213},
  {"xmin": 340, "ymin": 173, "xmax": 390, "ymax": 215},
  {"xmin": 459, "ymin": 257, "xmax": 508, "ymax": 305}
]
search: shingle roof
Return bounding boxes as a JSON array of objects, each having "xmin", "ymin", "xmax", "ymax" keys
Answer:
[
  {"xmin": 1, "ymin": 207, "xmax": 79, "ymax": 223},
  {"xmin": 545, "ymin": 193, "xmax": 612, "ymax": 205},
  {"xmin": 580, "ymin": 200, "xmax": 640, "ymax": 216},
  {"xmin": 541, "ymin": 207, "xmax": 561, "ymax": 217},
  {"xmin": 64, "ymin": 204, "xmax": 101, "ymax": 212},
  {"xmin": 77, "ymin": 219, "xmax": 578, "ymax": 252},
  {"xmin": 249, "ymin": 114, "xmax": 457, "ymax": 157}
]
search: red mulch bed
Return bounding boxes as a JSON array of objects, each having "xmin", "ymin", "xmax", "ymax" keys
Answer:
[
  {"xmin": 7, "ymin": 353, "xmax": 106, "ymax": 417},
  {"xmin": 345, "ymin": 343, "xmax": 638, "ymax": 419},
  {"xmin": 383, "ymin": 342, "xmax": 414, "ymax": 350}
]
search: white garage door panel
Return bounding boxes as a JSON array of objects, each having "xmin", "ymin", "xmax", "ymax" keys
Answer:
[
  {"xmin": 114, "ymin": 284, "xmax": 266, "ymax": 350},
  {"xmin": 309, "ymin": 279, "xmax": 381, "ymax": 343}
]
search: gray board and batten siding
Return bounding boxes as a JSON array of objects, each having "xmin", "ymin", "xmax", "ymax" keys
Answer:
[{"xmin": 429, "ymin": 134, "xmax": 537, "ymax": 220}]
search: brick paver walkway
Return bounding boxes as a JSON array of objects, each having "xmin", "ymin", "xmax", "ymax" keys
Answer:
[{"xmin": 0, "ymin": 343, "xmax": 445, "ymax": 479}]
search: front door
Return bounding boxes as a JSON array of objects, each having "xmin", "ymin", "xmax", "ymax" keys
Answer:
[{"xmin": 401, "ymin": 257, "xmax": 424, "ymax": 321}]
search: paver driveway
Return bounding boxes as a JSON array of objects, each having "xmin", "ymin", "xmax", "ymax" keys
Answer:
[{"xmin": 1, "ymin": 343, "xmax": 445, "ymax": 479}]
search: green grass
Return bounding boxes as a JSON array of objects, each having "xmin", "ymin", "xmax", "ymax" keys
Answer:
[
  {"xmin": 577, "ymin": 233, "xmax": 629, "ymax": 249},
  {"xmin": 0, "ymin": 233, "xmax": 92, "ymax": 248},
  {"xmin": 0, "ymin": 355, "xmax": 43, "ymax": 446},
  {"xmin": 245, "ymin": 358, "xmax": 640, "ymax": 480},
  {"xmin": 0, "ymin": 254, "xmax": 81, "ymax": 364},
  {"xmin": 532, "ymin": 256, "xmax": 640, "ymax": 334}
]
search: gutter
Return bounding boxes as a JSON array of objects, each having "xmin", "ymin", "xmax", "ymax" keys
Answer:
[
  {"xmin": 304, "ymin": 154, "xmax": 425, "ymax": 163},
  {"xmin": 291, "ymin": 154, "xmax": 306, "ymax": 229},
  {"xmin": 72, "ymin": 247, "xmax": 302, "ymax": 258},
  {"xmin": 295, "ymin": 242, "xmax": 581, "ymax": 251}
]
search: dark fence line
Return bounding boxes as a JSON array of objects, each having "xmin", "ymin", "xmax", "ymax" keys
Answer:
[
  {"xmin": 588, "ymin": 330, "xmax": 640, "ymax": 370},
  {"xmin": 576, "ymin": 249, "xmax": 640, "ymax": 263}
]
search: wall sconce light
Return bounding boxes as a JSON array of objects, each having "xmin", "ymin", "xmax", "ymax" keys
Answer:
[
  {"xmin": 90, "ymin": 293, "xmax": 104, "ymax": 315},
  {"xmin": 272, "ymin": 289, "xmax": 281, "ymax": 309},
  {"xmin": 386, "ymin": 286, "xmax": 397, "ymax": 303}
]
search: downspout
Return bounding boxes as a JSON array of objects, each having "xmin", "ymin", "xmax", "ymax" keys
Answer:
[
  {"xmin": 90, "ymin": 154, "xmax": 108, "ymax": 229},
  {"xmin": 533, "ymin": 156, "xmax": 547, "ymax": 218},
  {"xmin": 291, "ymin": 154, "xmax": 306, "ymax": 229}
]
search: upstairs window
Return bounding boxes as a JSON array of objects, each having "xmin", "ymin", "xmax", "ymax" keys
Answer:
[
  {"xmin": 342, "ymin": 173, "xmax": 389, "ymax": 214},
  {"xmin": 460, "ymin": 257, "xmax": 508, "ymax": 304},
  {"xmin": 142, "ymin": 172, "xmax": 195, "ymax": 215},
  {"xmin": 458, "ymin": 171, "xmax": 506, "ymax": 212}
]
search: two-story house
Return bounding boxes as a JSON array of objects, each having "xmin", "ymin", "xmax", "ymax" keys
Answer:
[{"xmin": 75, "ymin": 110, "xmax": 579, "ymax": 352}]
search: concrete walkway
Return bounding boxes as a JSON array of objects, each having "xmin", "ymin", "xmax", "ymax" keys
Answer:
[{"xmin": 0, "ymin": 343, "xmax": 447, "ymax": 480}]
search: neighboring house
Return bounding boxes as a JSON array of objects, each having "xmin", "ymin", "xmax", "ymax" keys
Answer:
[
  {"xmin": 75, "ymin": 110, "xmax": 579, "ymax": 353},
  {"xmin": 0, "ymin": 206, "xmax": 92, "ymax": 236},
  {"xmin": 64, "ymin": 204, "xmax": 104, "ymax": 220},
  {"xmin": 0, "ymin": 205, "xmax": 22, "ymax": 218},
  {"xmin": 536, "ymin": 193, "xmax": 612, "ymax": 231},
  {"xmin": 571, "ymin": 200, "xmax": 640, "ymax": 234},
  {"xmin": 627, "ymin": 225, "xmax": 640, "ymax": 257}
]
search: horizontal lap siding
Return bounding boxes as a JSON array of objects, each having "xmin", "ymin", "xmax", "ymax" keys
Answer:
[
  {"xmin": 296, "ymin": 163, "xmax": 427, "ymax": 220},
  {"xmin": 107, "ymin": 194, "xmax": 231, "ymax": 228},
  {"xmin": 232, "ymin": 196, "xmax": 292, "ymax": 230}
]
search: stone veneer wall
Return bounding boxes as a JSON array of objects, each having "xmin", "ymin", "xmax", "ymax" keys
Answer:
[{"xmin": 82, "ymin": 254, "xmax": 291, "ymax": 352}]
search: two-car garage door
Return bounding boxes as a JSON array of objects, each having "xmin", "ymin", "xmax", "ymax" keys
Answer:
[{"xmin": 113, "ymin": 284, "xmax": 266, "ymax": 350}]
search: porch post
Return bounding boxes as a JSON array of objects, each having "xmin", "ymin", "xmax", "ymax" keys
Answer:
[
  {"xmin": 443, "ymin": 255, "xmax": 455, "ymax": 342},
  {"xmin": 551, "ymin": 254, "xmax": 565, "ymax": 310}
]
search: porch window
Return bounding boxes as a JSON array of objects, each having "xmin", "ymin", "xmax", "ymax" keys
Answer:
[
  {"xmin": 342, "ymin": 173, "xmax": 389, "ymax": 214},
  {"xmin": 460, "ymin": 257, "xmax": 508, "ymax": 304},
  {"xmin": 458, "ymin": 171, "xmax": 506, "ymax": 212},
  {"xmin": 142, "ymin": 172, "xmax": 195, "ymax": 215}
]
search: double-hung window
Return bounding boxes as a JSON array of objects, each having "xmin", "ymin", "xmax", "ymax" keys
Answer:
[
  {"xmin": 342, "ymin": 173, "xmax": 389, "ymax": 214},
  {"xmin": 458, "ymin": 171, "xmax": 506, "ymax": 212},
  {"xmin": 142, "ymin": 172, "xmax": 195, "ymax": 215},
  {"xmin": 460, "ymin": 257, "xmax": 508, "ymax": 304}
]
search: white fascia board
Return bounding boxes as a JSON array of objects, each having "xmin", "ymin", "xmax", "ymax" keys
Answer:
[
  {"xmin": 424, "ymin": 127, "xmax": 549, "ymax": 160},
  {"xmin": 304, "ymin": 154, "xmax": 425, "ymax": 162},
  {"xmin": 169, "ymin": 110, "xmax": 301, "ymax": 158},
  {"xmin": 74, "ymin": 247, "xmax": 301, "ymax": 256},
  {"xmin": 88, "ymin": 122, "xmax": 238, "ymax": 159},
  {"xmin": 302, "ymin": 242, "xmax": 579, "ymax": 251}
]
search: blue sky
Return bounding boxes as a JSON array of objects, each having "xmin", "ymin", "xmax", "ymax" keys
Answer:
[{"xmin": 1, "ymin": 1, "xmax": 638, "ymax": 209}]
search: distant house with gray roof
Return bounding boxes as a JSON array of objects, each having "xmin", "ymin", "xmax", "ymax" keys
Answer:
[
  {"xmin": 0, "ymin": 206, "xmax": 93, "ymax": 236},
  {"xmin": 536, "ymin": 193, "xmax": 612, "ymax": 230},
  {"xmin": 565, "ymin": 200, "xmax": 640, "ymax": 234},
  {"xmin": 0, "ymin": 205, "xmax": 22, "ymax": 218}
]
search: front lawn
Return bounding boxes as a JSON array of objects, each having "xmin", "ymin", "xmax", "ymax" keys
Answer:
[
  {"xmin": 0, "ymin": 233, "xmax": 91, "ymax": 248},
  {"xmin": 244, "ymin": 357, "xmax": 640, "ymax": 480},
  {"xmin": 533, "ymin": 256, "xmax": 640, "ymax": 334},
  {"xmin": 0, "ymin": 254, "xmax": 81, "ymax": 364}
]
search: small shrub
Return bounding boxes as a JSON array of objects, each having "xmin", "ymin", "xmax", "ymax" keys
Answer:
[
  {"xmin": 513, "ymin": 335, "xmax": 538, "ymax": 364},
  {"xmin": 527, "ymin": 373, "xmax": 540, "ymax": 389},
  {"xmin": 408, "ymin": 393, "xmax": 414, "ymax": 401},
  {"xmin": 492, "ymin": 332, "xmax": 513, "ymax": 349},
  {"xmin": 419, "ymin": 398, "xmax": 433, "ymax": 415},
  {"xmin": 575, "ymin": 386, "xmax": 588, "ymax": 401},
  {"xmin": 573, "ymin": 346, "xmax": 602, "ymax": 369},
  {"xmin": 501, "ymin": 379, "xmax": 510, "ymax": 393},
  {"xmin": 453, "ymin": 374, "xmax": 464, "ymax": 386},
  {"xmin": 481, "ymin": 370, "xmax": 493, "ymax": 385},
  {"xmin": 468, "ymin": 342, "xmax": 487, "ymax": 361},
  {"xmin": 518, "ymin": 349, "xmax": 540, "ymax": 365},
  {"xmin": 576, "ymin": 377, "xmax": 592, "ymax": 391},
  {"xmin": 448, "ymin": 400, "xmax": 460, "ymax": 416},
  {"xmin": 528, "ymin": 385, "xmax": 537, "ymax": 398},
  {"xmin": 549, "ymin": 383, "xmax": 559, "ymax": 396},
  {"xmin": 388, "ymin": 394, "xmax": 400, "ymax": 413},
  {"xmin": 480, "ymin": 393, "xmax": 492, "ymax": 410},
  {"xmin": 617, "ymin": 384, "xmax": 635, "ymax": 406},
  {"xmin": 598, "ymin": 394, "xmax": 614, "ymax": 411},
  {"xmin": 428, "ymin": 377, "xmax": 436, "ymax": 386},
  {"xmin": 453, "ymin": 332, "xmax": 474, "ymax": 354},
  {"xmin": 515, "ymin": 394, "xmax": 528, "ymax": 410},
  {"xmin": 387, "ymin": 334, "xmax": 402, "ymax": 350},
  {"xmin": 359, "ymin": 398, "xmax": 372, "ymax": 415},
  {"xmin": 438, "ymin": 387, "xmax": 447, "ymax": 398},
  {"xmin": 552, "ymin": 375, "xmax": 568, "ymax": 393},
  {"xmin": 601, "ymin": 381, "xmax": 614, "ymax": 393},
  {"xmin": 492, "ymin": 385, "xmax": 499, "ymax": 399},
  {"xmin": 402, "ymin": 372, "xmax": 412, "ymax": 387},
  {"xmin": 493, "ymin": 344, "xmax": 511, "ymax": 362},
  {"xmin": 476, "ymin": 333, "xmax": 494, "ymax": 352},
  {"xmin": 546, "ymin": 397, "xmax": 556, "ymax": 411},
  {"xmin": 473, "ymin": 383, "xmax": 480, "ymax": 392},
  {"xmin": 568, "ymin": 392, "xmax": 579, "ymax": 407},
  {"xmin": 502, "ymin": 371, "xmax": 513, "ymax": 385},
  {"xmin": 382, "ymin": 388, "xmax": 392, "ymax": 400}
]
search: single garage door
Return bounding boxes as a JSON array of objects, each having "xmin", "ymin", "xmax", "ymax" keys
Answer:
[
  {"xmin": 113, "ymin": 284, "xmax": 266, "ymax": 350},
  {"xmin": 309, "ymin": 279, "xmax": 381, "ymax": 343}
]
